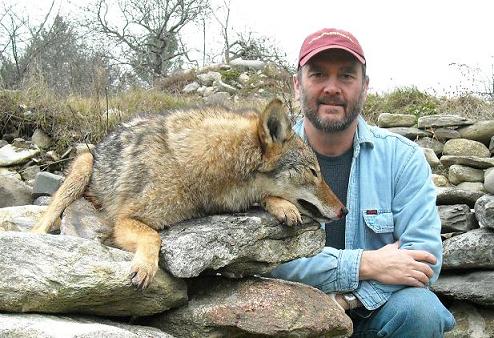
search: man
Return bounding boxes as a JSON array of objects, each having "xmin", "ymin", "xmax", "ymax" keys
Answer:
[{"xmin": 270, "ymin": 28, "xmax": 455, "ymax": 337}]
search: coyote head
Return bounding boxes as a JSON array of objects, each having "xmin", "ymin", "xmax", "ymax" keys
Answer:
[{"xmin": 256, "ymin": 99, "xmax": 347, "ymax": 223}]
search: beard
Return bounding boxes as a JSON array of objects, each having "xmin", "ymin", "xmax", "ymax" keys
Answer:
[{"xmin": 301, "ymin": 86, "xmax": 366, "ymax": 133}]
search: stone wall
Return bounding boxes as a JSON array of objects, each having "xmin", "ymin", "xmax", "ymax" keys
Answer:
[{"xmin": 377, "ymin": 113, "xmax": 494, "ymax": 337}]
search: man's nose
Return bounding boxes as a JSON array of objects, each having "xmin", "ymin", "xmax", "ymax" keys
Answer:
[{"xmin": 322, "ymin": 77, "xmax": 342, "ymax": 95}]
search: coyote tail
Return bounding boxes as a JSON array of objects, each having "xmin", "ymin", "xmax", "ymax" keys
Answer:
[{"xmin": 32, "ymin": 152, "xmax": 94, "ymax": 233}]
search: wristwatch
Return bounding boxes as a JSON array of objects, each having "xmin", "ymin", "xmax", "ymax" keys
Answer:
[{"xmin": 342, "ymin": 293, "xmax": 359, "ymax": 310}]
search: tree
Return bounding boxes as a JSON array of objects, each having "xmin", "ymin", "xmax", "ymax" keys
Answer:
[{"xmin": 86, "ymin": 0, "xmax": 210, "ymax": 83}]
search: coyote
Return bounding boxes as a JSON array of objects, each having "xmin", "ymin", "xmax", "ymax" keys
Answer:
[{"xmin": 32, "ymin": 99, "xmax": 346, "ymax": 288}]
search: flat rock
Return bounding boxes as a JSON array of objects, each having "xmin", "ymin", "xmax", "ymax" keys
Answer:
[
  {"xmin": 432, "ymin": 271, "xmax": 494, "ymax": 307},
  {"xmin": 144, "ymin": 276, "xmax": 352, "ymax": 338},
  {"xmin": 458, "ymin": 120, "xmax": 494, "ymax": 145},
  {"xmin": 418, "ymin": 115, "xmax": 474, "ymax": 128},
  {"xmin": 0, "ymin": 143, "xmax": 40, "ymax": 166},
  {"xmin": 436, "ymin": 187, "xmax": 485, "ymax": 208},
  {"xmin": 442, "ymin": 228, "xmax": 494, "ymax": 269},
  {"xmin": 440, "ymin": 155, "xmax": 494, "ymax": 169},
  {"xmin": 438, "ymin": 204, "xmax": 478, "ymax": 233},
  {"xmin": 0, "ymin": 313, "xmax": 173, "ymax": 338},
  {"xmin": 159, "ymin": 209, "xmax": 325, "ymax": 278},
  {"xmin": 386, "ymin": 127, "xmax": 432, "ymax": 139},
  {"xmin": 377, "ymin": 113, "xmax": 416, "ymax": 127},
  {"xmin": 0, "ymin": 232, "xmax": 187, "ymax": 316},
  {"xmin": 434, "ymin": 128, "xmax": 462, "ymax": 141},
  {"xmin": 445, "ymin": 302, "xmax": 494, "ymax": 338}
]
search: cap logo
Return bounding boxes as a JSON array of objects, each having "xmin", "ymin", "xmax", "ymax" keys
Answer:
[{"xmin": 309, "ymin": 31, "xmax": 355, "ymax": 45}]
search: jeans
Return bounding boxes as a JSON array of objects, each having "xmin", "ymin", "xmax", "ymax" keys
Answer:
[{"xmin": 350, "ymin": 287, "xmax": 455, "ymax": 338}]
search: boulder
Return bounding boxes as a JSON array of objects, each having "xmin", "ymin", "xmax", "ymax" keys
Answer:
[
  {"xmin": 159, "ymin": 209, "xmax": 326, "ymax": 278},
  {"xmin": 445, "ymin": 302, "xmax": 494, "ymax": 338},
  {"xmin": 416, "ymin": 137, "xmax": 444, "ymax": 155},
  {"xmin": 0, "ymin": 143, "xmax": 40, "ymax": 166},
  {"xmin": 474, "ymin": 194, "xmax": 494, "ymax": 229},
  {"xmin": 0, "ymin": 232, "xmax": 187, "ymax": 316},
  {"xmin": 448, "ymin": 164, "xmax": 484, "ymax": 185},
  {"xmin": 144, "ymin": 276, "xmax": 352, "ymax": 338},
  {"xmin": 436, "ymin": 187, "xmax": 485, "ymax": 208},
  {"xmin": 0, "ymin": 205, "xmax": 48, "ymax": 232},
  {"xmin": 432, "ymin": 271, "xmax": 494, "ymax": 307},
  {"xmin": 443, "ymin": 139, "xmax": 490, "ymax": 158},
  {"xmin": 0, "ymin": 313, "xmax": 173, "ymax": 338},
  {"xmin": 458, "ymin": 120, "xmax": 494, "ymax": 145},
  {"xmin": 438, "ymin": 204, "xmax": 478, "ymax": 233},
  {"xmin": 442, "ymin": 228, "xmax": 494, "ymax": 269}
]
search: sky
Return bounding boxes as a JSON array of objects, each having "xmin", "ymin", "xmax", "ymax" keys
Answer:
[{"xmin": 7, "ymin": 0, "xmax": 494, "ymax": 96}]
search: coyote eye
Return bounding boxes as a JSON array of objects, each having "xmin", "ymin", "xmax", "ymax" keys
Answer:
[{"xmin": 309, "ymin": 168, "xmax": 318, "ymax": 177}]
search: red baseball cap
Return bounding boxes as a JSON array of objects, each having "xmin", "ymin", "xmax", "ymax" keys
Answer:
[{"xmin": 298, "ymin": 28, "xmax": 365, "ymax": 67}]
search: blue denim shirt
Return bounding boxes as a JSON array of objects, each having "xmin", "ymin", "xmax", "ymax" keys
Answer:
[{"xmin": 270, "ymin": 116, "xmax": 442, "ymax": 310}]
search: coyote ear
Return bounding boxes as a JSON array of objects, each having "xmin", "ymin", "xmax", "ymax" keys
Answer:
[{"xmin": 258, "ymin": 98, "xmax": 292, "ymax": 150}]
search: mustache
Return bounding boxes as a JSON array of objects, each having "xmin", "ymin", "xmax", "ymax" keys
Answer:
[{"xmin": 317, "ymin": 97, "xmax": 346, "ymax": 106}]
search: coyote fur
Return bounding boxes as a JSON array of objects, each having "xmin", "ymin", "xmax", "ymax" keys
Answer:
[{"xmin": 32, "ymin": 99, "xmax": 346, "ymax": 288}]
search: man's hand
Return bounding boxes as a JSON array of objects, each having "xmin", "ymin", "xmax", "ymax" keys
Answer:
[{"xmin": 359, "ymin": 241, "xmax": 437, "ymax": 287}]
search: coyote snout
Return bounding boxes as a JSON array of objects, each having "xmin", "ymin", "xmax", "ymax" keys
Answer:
[{"xmin": 32, "ymin": 98, "xmax": 345, "ymax": 288}]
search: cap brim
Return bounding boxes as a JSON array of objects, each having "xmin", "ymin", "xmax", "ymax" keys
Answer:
[{"xmin": 299, "ymin": 45, "xmax": 366, "ymax": 67}]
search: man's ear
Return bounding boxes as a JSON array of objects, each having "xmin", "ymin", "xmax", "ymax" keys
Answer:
[{"xmin": 258, "ymin": 98, "xmax": 292, "ymax": 151}]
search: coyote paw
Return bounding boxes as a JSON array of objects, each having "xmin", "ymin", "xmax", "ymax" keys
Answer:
[
  {"xmin": 129, "ymin": 255, "xmax": 158, "ymax": 289},
  {"xmin": 267, "ymin": 200, "xmax": 302, "ymax": 226}
]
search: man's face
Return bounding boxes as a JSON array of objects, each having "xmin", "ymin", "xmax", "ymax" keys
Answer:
[{"xmin": 294, "ymin": 49, "xmax": 369, "ymax": 133}]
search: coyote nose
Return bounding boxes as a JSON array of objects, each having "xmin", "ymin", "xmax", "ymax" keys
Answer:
[{"xmin": 339, "ymin": 207, "xmax": 348, "ymax": 218}]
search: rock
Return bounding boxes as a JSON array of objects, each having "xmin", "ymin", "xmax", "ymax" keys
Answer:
[
  {"xmin": 159, "ymin": 209, "xmax": 326, "ymax": 278},
  {"xmin": 204, "ymin": 91, "xmax": 231, "ymax": 105},
  {"xmin": 440, "ymin": 155, "xmax": 494, "ymax": 169},
  {"xmin": 0, "ymin": 167, "xmax": 22, "ymax": 180},
  {"xmin": 458, "ymin": 120, "xmax": 494, "ymax": 145},
  {"xmin": 418, "ymin": 115, "xmax": 474, "ymax": 128},
  {"xmin": 197, "ymin": 71, "xmax": 222, "ymax": 86},
  {"xmin": 0, "ymin": 143, "xmax": 40, "ymax": 166},
  {"xmin": 445, "ymin": 302, "xmax": 494, "ymax": 338},
  {"xmin": 442, "ymin": 228, "xmax": 494, "ymax": 269},
  {"xmin": 448, "ymin": 164, "xmax": 484, "ymax": 185},
  {"xmin": 474, "ymin": 194, "xmax": 494, "ymax": 229},
  {"xmin": 182, "ymin": 81, "xmax": 200, "ymax": 93},
  {"xmin": 386, "ymin": 127, "xmax": 432, "ymax": 139},
  {"xmin": 31, "ymin": 129, "xmax": 52, "ymax": 149},
  {"xmin": 490, "ymin": 136, "xmax": 494, "ymax": 154},
  {"xmin": 436, "ymin": 187, "xmax": 485, "ymax": 208},
  {"xmin": 0, "ymin": 313, "xmax": 173, "ymax": 338},
  {"xmin": 432, "ymin": 174, "xmax": 451, "ymax": 187},
  {"xmin": 202, "ymin": 86, "xmax": 215, "ymax": 97},
  {"xmin": 60, "ymin": 198, "xmax": 112, "ymax": 243},
  {"xmin": 32, "ymin": 171, "xmax": 64, "ymax": 199},
  {"xmin": 0, "ymin": 175, "xmax": 32, "ymax": 207},
  {"xmin": 416, "ymin": 137, "xmax": 444, "ymax": 155},
  {"xmin": 438, "ymin": 204, "xmax": 478, "ymax": 233},
  {"xmin": 443, "ymin": 139, "xmax": 490, "ymax": 158},
  {"xmin": 238, "ymin": 73, "xmax": 250, "ymax": 85},
  {"xmin": 33, "ymin": 195, "xmax": 52, "ymax": 206},
  {"xmin": 377, "ymin": 113, "xmax": 416, "ymax": 127},
  {"xmin": 214, "ymin": 79, "xmax": 237, "ymax": 94},
  {"xmin": 484, "ymin": 167, "xmax": 494, "ymax": 194},
  {"xmin": 433, "ymin": 128, "xmax": 462, "ymax": 142},
  {"xmin": 456, "ymin": 182, "xmax": 485, "ymax": 193},
  {"xmin": 20, "ymin": 165, "xmax": 41, "ymax": 182},
  {"xmin": 73, "ymin": 143, "xmax": 95, "ymax": 156},
  {"xmin": 0, "ymin": 205, "xmax": 47, "ymax": 231},
  {"xmin": 432, "ymin": 271, "xmax": 494, "ymax": 307},
  {"xmin": 422, "ymin": 147, "xmax": 440, "ymax": 168},
  {"xmin": 230, "ymin": 58, "xmax": 266, "ymax": 70},
  {"xmin": 144, "ymin": 276, "xmax": 352, "ymax": 338},
  {"xmin": 0, "ymin": 232, "xmax": 187, "ymax": 316}
]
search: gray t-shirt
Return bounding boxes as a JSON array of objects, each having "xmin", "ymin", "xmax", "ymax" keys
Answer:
[{"xmin": 315, "ymin": 147, "xmax": 353, "ymax": 249}]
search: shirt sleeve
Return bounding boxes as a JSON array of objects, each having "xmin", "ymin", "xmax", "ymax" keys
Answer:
[{"xmin": 269, "ymin": 246, "xmax": 363, "ymax": 293}]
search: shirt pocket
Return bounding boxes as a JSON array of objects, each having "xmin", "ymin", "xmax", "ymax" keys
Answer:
[{"xmin": 362, "ymin": 210, "xmax": 394, "ymax": 233}]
